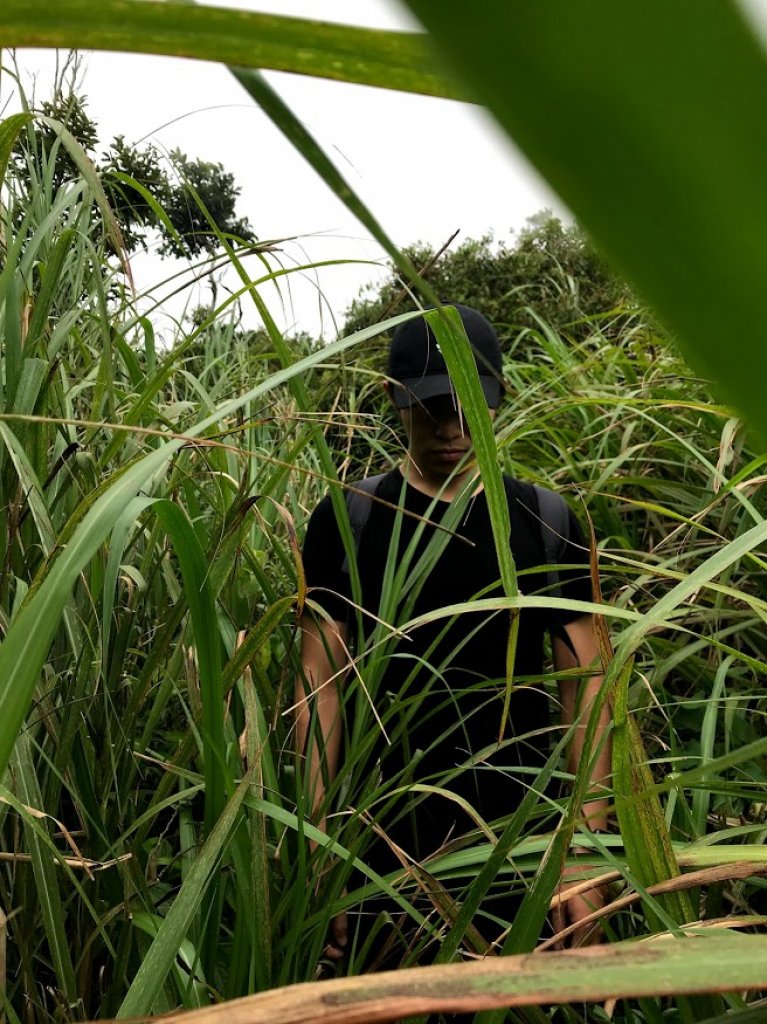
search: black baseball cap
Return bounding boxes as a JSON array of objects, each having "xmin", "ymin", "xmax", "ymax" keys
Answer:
[{"xmin": 387, "ymin": 303, "xmax": 503, "ymax": 409}]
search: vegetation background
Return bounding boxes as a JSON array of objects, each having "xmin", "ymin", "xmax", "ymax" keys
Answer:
[{"xmin": 2, "ymin": 2, "xmax": 767, "ymax": 1022}]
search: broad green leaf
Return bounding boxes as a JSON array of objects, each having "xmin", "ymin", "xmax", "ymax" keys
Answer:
[{"xmin": 402, "ymin": 0, "xmax": 767, "ymax": 444}]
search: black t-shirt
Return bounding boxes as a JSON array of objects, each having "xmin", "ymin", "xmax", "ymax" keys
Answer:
[{"xmin": 302, "ymin": 469, "xmax": 592, "ymax": 836}]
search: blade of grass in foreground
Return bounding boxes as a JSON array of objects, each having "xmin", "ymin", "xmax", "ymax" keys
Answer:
[
  {"xmin": 427, "ymin": 306, "xmax": 520, "ymax": 739},
  {"xmin": 0, "ymin": 1, "xmax": 463, "ymax": 100},
  {"xmin": 107, "ymin": 933, "xmax": 767, "ymax": 1023}
]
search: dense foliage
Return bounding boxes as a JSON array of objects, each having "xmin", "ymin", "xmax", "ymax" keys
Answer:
[
  {"xmin": 0, "ymin": 105, "xmax": 765, "ymax": 1024},
  {"xmin": 343, "ymin": 216, "xmax": 635, "ymax": 350}
]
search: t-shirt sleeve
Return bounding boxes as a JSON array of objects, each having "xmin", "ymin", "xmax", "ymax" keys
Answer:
[
  {"xmin": 552, "ymin": 508, "xmax": 594, "ymax": 627},
  {"xmin": 301, "ymin": 494, "xmax": 351, "ymax": 623}
]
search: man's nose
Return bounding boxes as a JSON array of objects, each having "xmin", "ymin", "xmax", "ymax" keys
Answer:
[{"xmin": 434, "ymin": 411, "xmax": 467, "ymax": 439}]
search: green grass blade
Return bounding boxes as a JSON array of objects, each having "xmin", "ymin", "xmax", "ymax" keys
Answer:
[
  {"xmin": 38, "ymin": 115, "xmax": 128, "ymax": 270},
  {"xmin": 130, "ymin": 913, "xmax": 208, "ymax": 1009},
  {"xmin": 23, "ymin": 228, "xmax": 76, "ymax": 351},
  {"xmin": 0, "ymin": 444, "xmax": 182, "ymax": 781},
  {"xmin": 434, "ymin": 730, "xmax": 571, "ymax": 965},
  {"xmin": 230, "ymin": 68, "xmax": 424, "ymax": 294},
  {"xmin": 12, "ymin": 734, "xmax": 77, "ymax": 1004},
  {"xmin": 613, "ymin": 659, "xmax": 694, "ymax": 929},
  {"xmin": 153, "ymin": 499, "xmax": 228, "ymax": 834},
  {"xmin": 101, "ymin": 495, "xmax": 156, "ymax": 681},
  {"xmin": 426, "ymin": 307, "xmax": 514, "ymax": 595},
  {"xmin": 0, "ymin": 419, "xmax": 55, "ymax": 554},
  {"xmin": 0, "ymin": 317, "xmax": 418, "ymax": 783},
  {"xmin": 116, "ymin": 769, "xmax": 255, "ymax": 1019},
  {"xmin": 427, "ymin": 306, "xmax": 520, "ymax": 738},
  {"xmin": 697, "ymin": 1003, "xmax": 767, "ymax": 1024},
  {"xmin": 1, "ymin": 2, "xmax": 462, "ymax": 99},
  {"xmin": 691, "ymin": 656, "xmax": 732, "ymax": 836}
]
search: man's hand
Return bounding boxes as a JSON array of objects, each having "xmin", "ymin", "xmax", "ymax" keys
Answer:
[
  {"xmin": 551, "ymin": 862, "xmax": 606, "ymax": 947},
  {"xmin": 324, "ymin": 909, "xmax": 348, "ymax": 961}
]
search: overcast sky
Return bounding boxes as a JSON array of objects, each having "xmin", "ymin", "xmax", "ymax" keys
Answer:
[{"xmin": 3, "ymin": 0, "xmax": 569, "ymax": 340}]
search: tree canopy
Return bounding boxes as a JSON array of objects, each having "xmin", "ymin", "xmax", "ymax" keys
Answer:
[{"xmin": 13, "ymin": 85, "xmax": 256, "ymax": 258}]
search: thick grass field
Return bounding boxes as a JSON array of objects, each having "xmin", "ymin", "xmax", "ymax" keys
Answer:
[{"xmin": 0, "ymin": 118, "xmax": 766, "ymax": 1023}]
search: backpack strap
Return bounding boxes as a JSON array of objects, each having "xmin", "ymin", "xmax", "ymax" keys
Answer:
[
  {"xmin": 532, "ymin": 483, "xmax": 571, "ymax": 597},
  {"xmin": 342, "ymin": 475, "xmax": 571, "ymax": 598},
  {"xmin": 341, "ymin": 474, "xmax": 388, "ymax": 575}
]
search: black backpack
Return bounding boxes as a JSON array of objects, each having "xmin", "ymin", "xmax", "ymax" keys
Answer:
[{"xmin": 342, "ymin": 474, "xmax": 571, "ymax": 597}]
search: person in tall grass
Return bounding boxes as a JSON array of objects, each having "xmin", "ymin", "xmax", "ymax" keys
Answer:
[{"xmin": 297, "ymin": 303, "xmax": 611, "ymax": 964}]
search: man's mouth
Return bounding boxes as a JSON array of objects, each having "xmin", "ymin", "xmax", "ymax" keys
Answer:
[{"xmin": 434, "ymin": 448, "xmax": 469, "ymax": 463}]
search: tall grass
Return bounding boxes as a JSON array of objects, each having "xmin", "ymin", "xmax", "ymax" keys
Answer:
[{"xmin": 0, "ymin": 105, "xmax": 764, "ymax": 1023}]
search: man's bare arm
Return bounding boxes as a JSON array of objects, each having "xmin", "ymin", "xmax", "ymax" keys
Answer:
[
  {"xmin": 295, "ymin": 614, "xmax": 348, "ymax": 820},
  {"xmin": 552, "ymin": 613, "xmax": 612, "ymax": 945},
  {"xmin": 554, "ymin": 614, "xmax": 611, "ymax": 832},
  {"xmin": 296, "ymin": 614, "xmax": 349, "ymax": 960}
]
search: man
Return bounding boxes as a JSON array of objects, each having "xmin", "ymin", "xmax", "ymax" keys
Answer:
[{"xmin": 296, "ymin": 303, "xmax": 611, "ymax": 965}]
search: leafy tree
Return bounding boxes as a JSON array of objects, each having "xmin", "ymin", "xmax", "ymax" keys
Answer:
[
  {"xmin": 101, "ymin": 134, "xmax": 172, "ymax": 252},
  {"xmin": 158, "ymin": 149, "xmax": 254, "ymax": 257},
  {"xmin": 12, "ymin": 86, "xmax": 256, "ymax": 258},
  {"xmin": 33, "ymin": 89, "xmax": 100, "ymax": 193}
]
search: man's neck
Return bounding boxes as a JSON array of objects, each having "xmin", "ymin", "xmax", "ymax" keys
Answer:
[{"xmin": 399, "ymin": 458, "xmax": 481, "ymax": 502}]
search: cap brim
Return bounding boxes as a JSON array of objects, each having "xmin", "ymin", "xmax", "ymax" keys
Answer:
[{"xmin": 392, "ymin": 375, "xmax": 502, "ymax": 409}]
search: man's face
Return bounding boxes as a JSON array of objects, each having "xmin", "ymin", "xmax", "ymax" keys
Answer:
[{"xmin": 398, "ymin": 393, "xmax": 497, "ymax": 483}]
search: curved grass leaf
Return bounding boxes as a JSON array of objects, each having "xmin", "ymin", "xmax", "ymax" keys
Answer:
[
  {"xmin": 111, "ymin": 933, "xmax": 767, "ymax": 1023},
  {"xmin": 426, "ymin": 306, "xmax": 519, "ymax": 741},
  {"xmin": 38, "ymin": 115, "xmax": 129, "ymax": 279},
  {"xmin": 12, "ymin": 735, "xmax": 77, "ymax": 1004},
  {"xmin": 0, "ymin": 111, "xmax": 32, "ymax": 182},
  {"xmin": 0, "ymin": 1, "xmax": 463, "ymax": 100},
  {"xmin": 613, "ymin": 659, "xmax": 694, "ymax": 930}
]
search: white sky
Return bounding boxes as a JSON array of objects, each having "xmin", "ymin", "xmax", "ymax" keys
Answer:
[{"xmin": 2, "ymin": 0, "xmax": 567, "ymax": 341}]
